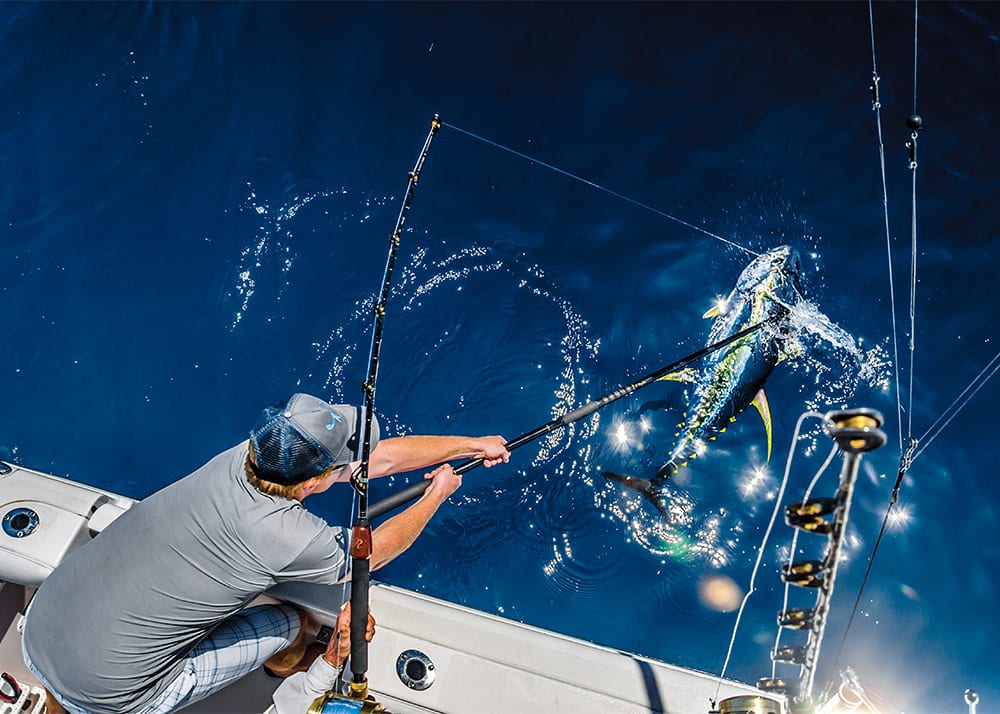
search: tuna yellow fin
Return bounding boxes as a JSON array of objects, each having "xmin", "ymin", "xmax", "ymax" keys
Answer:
[
  {"xmin": 702, "ymin": 305, "xmax": 723, "ymax": 319},
  {"xmin": 656, "ymin": 367, "xmax": 698, "ymax": 384},
  {"xmin": 751, "ymin": 388, "xmax": 773, "ymax": 462}
]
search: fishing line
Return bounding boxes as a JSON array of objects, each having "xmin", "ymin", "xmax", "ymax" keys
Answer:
[
  {"xmin": 911, "ymin": 348, "xmax": 1000, "ymax": 464},
  {"xmin": 912, "ymin": 0, "xmax": 920, "ymax": 115},
  {"xmin": 440, "ymin": 121, "xmax": 759, "ymax": 257},
  {"xmin": 868, "ymin": 0, "xmax": 996, "ymax": 469},
  {"xmin": 867, "ymin": 0, "xmax": 905, "ymax": 456},
  {"xmin": 713, "ymin": 410, "xmax": 823, "ymax": 703},
  {"xmin": 905, "ymin": 0, "xmax": 920, "ymax": 446},
  {"xmin": 833, "ymin": 0, "xmax": 927, "ymax": 676}
]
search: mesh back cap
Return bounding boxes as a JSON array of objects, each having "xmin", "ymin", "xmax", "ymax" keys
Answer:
[{"xmin": 249, "ymin": 393, "xmax": 380, "ymax": 485}]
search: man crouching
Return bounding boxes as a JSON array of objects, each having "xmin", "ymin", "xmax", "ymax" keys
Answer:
[{"xmin": 23, "ymin": 393, "xmax": 508, "ymax": 714}]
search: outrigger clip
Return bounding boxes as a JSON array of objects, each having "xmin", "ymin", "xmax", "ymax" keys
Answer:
[
  {"xmin": 966, "ymin": 689, "xmax": 980, "ymax": 714},
  {"xmin": 901, "ymin": 437, "xmax": 918, "ymax": 472},
  {"xmin": 888, "ymin": 437, "xmax": 918, "ymax": 508},
  {"xmin": 906, "ymin": 115, "xmax": 922, "ymax": 170},
  {"xmin": 869, "ymin": 72, "xmax": 881, "ymax": 110},
  {"xmin": 906, "ymin": 137, "xmax": 918, "ymax": 169}
]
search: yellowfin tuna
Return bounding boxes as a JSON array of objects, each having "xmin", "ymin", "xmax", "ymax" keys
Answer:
[{"xmin": 605, "ymin": 245, "xmax": 802, "ymax": 516}]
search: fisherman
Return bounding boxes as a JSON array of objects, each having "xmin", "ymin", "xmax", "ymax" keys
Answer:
[{"xmin": 21, "ymin": 393, "xmax": 510, "ymax": 714}]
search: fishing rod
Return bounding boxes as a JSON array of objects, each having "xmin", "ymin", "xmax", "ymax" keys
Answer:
[
  {"xmin": 368, "ymin": 310, "xmax": 788, "ymax": 519},
  {"xmin": 321, "ymin": 115, "xmax": 441, "ymax": 713}
]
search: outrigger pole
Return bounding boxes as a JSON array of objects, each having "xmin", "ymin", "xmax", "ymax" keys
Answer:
[
  {"xmin": 314, "ymin": 115, "xmax": 441, "ymax": 713},
  {"xmin": 368, "ymin": 311, "xmax": 788, "ymax": 520}
]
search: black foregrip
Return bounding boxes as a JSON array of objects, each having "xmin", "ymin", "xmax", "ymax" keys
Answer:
[
  {"xmin": 365, "ymin": 455, "xmax": 487, "ymax": 519},
  {"xmin": 559, "ymin": 400, "xmax": 603, "ymax": 424},
  {"xmin": 368, "ymin": 481, "xmax": 430, "ymax": 519},
  {"xmin": 349, "ymin": 556, "xmax": 370, "ymax": 679},
  {"xmin": 367, "ymin": 421, "xmax": 560, "ymax": 519}
]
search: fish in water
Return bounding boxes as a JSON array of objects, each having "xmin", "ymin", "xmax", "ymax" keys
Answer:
[{"xmin": 604, "ymin": 245, "xmax": 803, "ymax": 517}]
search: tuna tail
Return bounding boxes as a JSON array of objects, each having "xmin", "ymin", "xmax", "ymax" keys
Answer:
[
  {"xmin": 655, "ymin": 459, "xmax": 680, "ymax": 480},
  {"xmin": 602, "ymin": 469, "xmax": 674, "ymax": 519}
]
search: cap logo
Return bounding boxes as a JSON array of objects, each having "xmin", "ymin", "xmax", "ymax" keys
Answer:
[{"xmin": 325, "ymin": 405, "xmax": 341, "ymax": 431}]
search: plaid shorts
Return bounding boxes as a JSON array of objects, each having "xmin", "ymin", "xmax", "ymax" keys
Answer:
[{"xmin": 24, "ymin": 604, "xmax": 301, "ymax": 714}]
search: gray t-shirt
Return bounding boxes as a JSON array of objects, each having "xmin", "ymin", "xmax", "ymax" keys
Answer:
[{"xmin": 23, "ymin": 442, "xmax": 350, "ymax": 714}]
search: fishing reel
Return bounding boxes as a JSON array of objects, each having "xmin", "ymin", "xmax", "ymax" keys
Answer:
[
  {"xmin": 715, "ymin": 694, "xmax": 783, "ymax": 714},
  {"xmin": 307, "ymin": 692, "xmax": 387, "ymax": 713}
]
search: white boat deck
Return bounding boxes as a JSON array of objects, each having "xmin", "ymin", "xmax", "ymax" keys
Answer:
[{"xmin": 0, "ymin": 461, "xmax": 776, "ymax": 713}]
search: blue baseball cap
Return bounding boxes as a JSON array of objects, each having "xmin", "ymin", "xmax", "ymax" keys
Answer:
[{"xmin": 248, "ymin": 394, "xmax": 380, "ymax": 485}]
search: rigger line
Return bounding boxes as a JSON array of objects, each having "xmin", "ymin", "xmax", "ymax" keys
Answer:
[{"xmin": 831, "ymin": 0, "xmax": 927, "ymax": 685}]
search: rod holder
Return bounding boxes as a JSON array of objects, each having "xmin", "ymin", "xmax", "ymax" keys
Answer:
[
  {"xmin": 823, "ymin": 408, "xmax": 886, "ymax": 453},
  {"xmin": 763, "ymin": 407, "xmax": 887, "ymax": 709},
  {"xmin": 718, "ymin": 695, "xmax": 784, "ymax": 714}
]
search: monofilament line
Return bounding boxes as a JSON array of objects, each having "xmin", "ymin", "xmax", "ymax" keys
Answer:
[
  {"xmin": 905, "ymin": 0, "xmax": 920, "ymax": 445},
  {"xmin": 912, "ymin": 349, "xmax": 1000, "ymax": 464},
  {"xmin": 441, "ymin": 121, "xmax": 759, "ymax": 258},
  {"xmin": 868, "ymin": 0, "xmax": 905, "ymax": 455}
]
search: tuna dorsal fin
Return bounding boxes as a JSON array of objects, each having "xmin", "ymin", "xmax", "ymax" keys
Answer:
[
  {"xmin": 656, "ymin": 367, "xmax": 698, "ymax": 384},
  {"xmin": 751, "ymin": 388, "xmax": 773, "ymax": 462},
  {"xmin": 702, "ymin": 304, "xmax": 725, "ymax": 319}
]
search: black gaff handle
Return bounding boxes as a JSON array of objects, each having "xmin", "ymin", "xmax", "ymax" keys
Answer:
[{"xmin": 368, "ymin": 314, "xmax": 781, "ymax": 519}]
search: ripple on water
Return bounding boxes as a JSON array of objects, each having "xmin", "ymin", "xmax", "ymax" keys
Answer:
[
  {"xmin": 401, "ymin": 496, "xmax": 552, "ymax": 614},
  {"xmin": 227, "ymin": 190, "xmax": 812, "ymax": 608},
  {"xmin": 534, "ymin": 469, "xmax": 632, "ymax": 601},
  {"xmin": 313, "ymin": 237, "xmax": 600, "ymax": 432},
  {"xmin": 284, "ymin": 224, "xmax": 611, "ymax": 610}
]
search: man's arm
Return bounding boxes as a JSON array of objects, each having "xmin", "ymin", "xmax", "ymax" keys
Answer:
[
  {"xmin": 334, "ymin": 435, "xmax": 509, "ymax": 482},
  {"xmin": 370, "ymin": 463, "xmax": 461, "ymax": 570}
]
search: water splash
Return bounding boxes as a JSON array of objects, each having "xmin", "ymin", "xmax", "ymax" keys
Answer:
[
  {"xmin": 595, "ymin": 288, "xmax": 892, "ymax": 566},
  {"xmin": 316, "ymin": 243, "xmax": 601, "ymax": 472},
  {"xmin": 303, "ymin": 230, "xmax": 621, "ymax": 600},
  {"xmin": 781, "ymin": 300, "xmax": 891, "ymax": 409},
  {"xmin": 226, "ymin": 184, "xmax": 364, "ymax": 330}
]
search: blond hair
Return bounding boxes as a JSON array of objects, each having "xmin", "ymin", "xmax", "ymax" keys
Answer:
[
  {"xmin": 243, "ymin": 458, "xmax": 303, "ymax": 499},
  {"xmin": 244, "ymin": 443, "xmax": 326, "ymax": 499}
]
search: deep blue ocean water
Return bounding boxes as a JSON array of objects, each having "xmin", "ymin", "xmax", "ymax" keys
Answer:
[{"xmin": 2, "ymin": 3, "xmax": 998, "ymax": 711}]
